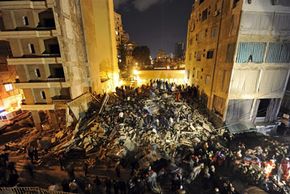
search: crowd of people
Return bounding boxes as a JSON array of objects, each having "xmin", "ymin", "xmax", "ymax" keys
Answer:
[
  {"xmin": 0, "ymin": 153, "xmax": 19, "ymax": 187},
  {"xmin": 0, "ymin": 80, "xmax": 289, "ymax": 194}
]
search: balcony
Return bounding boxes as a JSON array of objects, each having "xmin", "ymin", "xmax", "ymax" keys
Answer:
[
  {"xmin": 7, "ymin": 56, "xmax": 61, "ymax": 65},
  {"xmin": 28, "ymin": 78, "xmax": 65, "ymax": 82},
  {"xmin": 0, "ymin": 30, "xmax": 58, "ymax": 39},
  {"xmin": 13, "ymin": 81, "xmax": 70, "ymax": 89},
  {"xmin": 51, "ymin": 95, "xmax": 71, "ymax": 101},
  {"xmin": 0, "ymin": 1, "xmax": 48, "ymax": 9},
  {"xmin": 21, "ymin": 103, "xmax": 55, "ymax": 111}
]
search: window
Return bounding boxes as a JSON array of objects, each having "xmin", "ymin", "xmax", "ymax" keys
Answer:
[
  {"xmin": 236, "ymin": 42, "xmax": 266, "ymax": 63},
  {"xmin": 211, "ymin": 27, "xmax": 218, "ymax": 38},
  {"xmin": 199, "ymin": 0, "xmax": 205, "ymax": 5},
  {"xmin": 35, "ymin": 68, "xmax": 41, "ymax": 78},
  {"xmin": 233, "ymin": 0, "xmax": 240, "ymax": 8},
  {"xmin": 22, "ymin": 16, "xmax": 29, "ymax": 26},
  {"xmin": 4, "ymin": 83, "xmax": 13, "ymax": 92},
  {"xmin": 196, "ymin": 51, "xmax": 202, "ymax": 61},
  {"xmin": 205, "ymin": 75, "xmax": 211, "ymax": 85},
  {"xmin": 28, "ymin": 43, "xmax": 35, "ymax": 54},
  {"xmin": 207, "ymin": 50, "xmax": 214, "ymax": 59},
  {"xmin": 41, "ymin": 91, "xmax": 46, "ymax": 100},
  {"xmin": 266, "ymin": 43, "xmax": 290, "ymax": 63},
  {"xmin": 205, "ymin": 28, "xmax": 208, "ymax": 37},
  {"xmin": 202, "ymin": 9, "xmax": 208, "ymax": 21}
]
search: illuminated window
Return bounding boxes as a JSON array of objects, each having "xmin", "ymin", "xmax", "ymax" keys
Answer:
[
  {"xmin": 23, "ymin": 16, "xmax": 29, "ymax": 26},
  {"xmin": 41, "ymin": 91, "xmax": 46, "ymax": 99},
  {"xmin": 28, "ymin": 43, "xmax": 35, "ymax": 54},
  {"xmin": 4, "ymin": 83, "xmax": 13, "ymax": 91}
]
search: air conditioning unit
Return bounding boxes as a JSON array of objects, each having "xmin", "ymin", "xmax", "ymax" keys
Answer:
[{"xmin": 272, "ymin": 0, "xmax": 279, "ymax": 5}]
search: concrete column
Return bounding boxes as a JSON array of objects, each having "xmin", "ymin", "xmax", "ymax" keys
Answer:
[
  {"xmin": 31, "ymin": 111, "xmax": 42, "ymax": 130},
  {"xmin": 48, "ymin": 110, "xmax": 59, "ymax": 129}
]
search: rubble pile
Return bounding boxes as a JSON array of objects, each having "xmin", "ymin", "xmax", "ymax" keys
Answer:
[{"xmin": 54, "ymin": 88, "xmax": 225, "ymax": 165}]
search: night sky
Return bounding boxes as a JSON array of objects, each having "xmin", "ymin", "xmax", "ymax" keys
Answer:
[{"xmin": 114, "ymin": 0, "xmax": 194, "ymax": 57}]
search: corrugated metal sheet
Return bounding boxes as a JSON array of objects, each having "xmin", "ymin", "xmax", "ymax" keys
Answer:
[
  {"xmin": 236, "ymin": 42, "xmax": 266, "ymax": 63},
  {"xmin": 273, "ymin": 13, "xmax": 290, "ymax": 31},
  {"xmin": 280, "ymin": 43, "xmax": 290, "ymax": 62},
  {"xmin": 230, "ymin": 69, "xmax": 259, "ymax": 94},
  {"xmin": 258, "ymin": 69, "xmax": 288, "ymax": 95},
  {"xmin": 253, "ymin": 43, "xmax": 266, "ymax": 63},
  {"xmin": 226, "ymin": 99, "xmax": 254, "ymax": 122},
  {"xmin": 266, "ymin": 43, "xmax": 281, "ymax": 63},
  {"xmin": 236, "ymin": 43, "xmax": 252, "ymax": 63},
  {"xmin": 266, "ymin": 43, "xmax": 290, "ymax": 63}
]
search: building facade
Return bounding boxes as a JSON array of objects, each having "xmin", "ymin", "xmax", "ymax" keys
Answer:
[
  {"xmin": 281, "ymin": 78, "xmax": 290, "ymax": 114},
  {"xmin": 114, "ymin": 12, "xmax": 129, "ymax": 47},
  {"xmin": 0, "ymin": 0, "xmax": 119, "ymax": 129},
  {"xmin": 186, "ymin": 0, "xmax": 290, "ymax": 124},
  {"xmin": 0, "ymin": 41, "xmax": 23, "ymax": 121}
]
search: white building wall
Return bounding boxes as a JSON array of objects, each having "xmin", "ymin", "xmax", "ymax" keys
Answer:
[{"xmin": 226, "ymin": 0, "xmax": 290, "ymax": 123}]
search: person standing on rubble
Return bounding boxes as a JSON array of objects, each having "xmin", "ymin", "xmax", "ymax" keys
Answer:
[
  {"xmin": 27, "ymin": 145, "xmax": 34, "ymax": 163},
  {"xmin": 33, "ymin": 146, "xmax": 38, "ymax": 161},
  {"xmin": 115, "ymin": 162, "xmax": 121, "ymax": 178},
  {"xmin": 26, "ymin": 161, "xmax": 34, "ymax": 178},
  {"xmin": 105, "ymin": 177, "xmax": 112, "ymax": 194},
  {"xmin": 59, "ymin": 154, "xmax": 65, "ymax": 170},
  {"xmin": 83, "ymin": 161, "xmax": 89, "ymax": 176},
  {"xmin": 67, "ymin": 163, "xmax": 75, "ymax": 180}
]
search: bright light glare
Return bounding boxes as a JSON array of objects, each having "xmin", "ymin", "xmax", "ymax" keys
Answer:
[{"xmin": 4, "ymin": 83, "xmax": 13, "ymax": 92}]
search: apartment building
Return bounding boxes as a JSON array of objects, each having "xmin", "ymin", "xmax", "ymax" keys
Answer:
[
  {"xmin": 281, "ymin": 78, "xmax": 290, "ymax": 114},
  {"xmin": 0, "ymin": 40, "xmax": 23, "ymax": 121},
  {"xmin": 186, "ymin": 0, "xmax": 290, "ymax": 124},
  {"xmin": 0, "ymin": 0, "xmax": 119, "ymax": 129},
  {"xmin": 114, "ymin": 12, "xmax": 129, "ymax": 47}
]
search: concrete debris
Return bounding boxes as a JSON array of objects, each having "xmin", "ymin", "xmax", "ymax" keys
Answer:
[{"xmin": 50, "ymin": 88, "xmax": 226, "ymax": 167}]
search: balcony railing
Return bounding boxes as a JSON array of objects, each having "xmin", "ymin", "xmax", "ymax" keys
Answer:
[
  {"xmin": 1, "ymin": 26, "xmax": 56, "ymax": 31},
  {"xmin": 27, "ymin": 78, "xmax": 65, "ymax": 83},
  {"xmin": 0, "ymin": 187, "xmax": 73, "ymax": 194},
  {"xmin": 51, "ymin": 95, "xmax": 71, "ymax": 101},
  {"xmin": 13, "ymin": 53, "xmax": 61, "ymax": 58}
]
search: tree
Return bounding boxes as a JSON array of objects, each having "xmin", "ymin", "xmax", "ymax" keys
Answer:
[{"xmin": 132, "ymin": 46, "xmax": 151, "ymax": 68}]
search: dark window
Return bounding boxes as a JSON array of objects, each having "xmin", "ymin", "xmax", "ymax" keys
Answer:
[
  {"xmin": 28, "ymin": 44, "xmax": 35, "ymax": 54},
  {"xmin": 202, "ymin": 9, "xmax": 208, "ymax": 21},
  {"xmin": 207, "ymin": 50, "xmax": 214, "ymax": 59},
  {"xmin": 257, "ymin": 99, "xmax": 271, "ymax": 117},
  {"xmin": 23, "ymin": 16, "xmax": 29, "ymax": 25},
  {"xmin": 199, "ymin": 0, "xmax": 205, "ymax": 5},
  {"xmin": 35, "ymin": 68, "xmax": 41, "ymax": 78},
  {"xmin": 233, "ymin": 0, "xmax": 240, "ymax": 8},
  {"xmin": 41, "ymin": 91, "xmax": 46, "ymax": 100}
]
